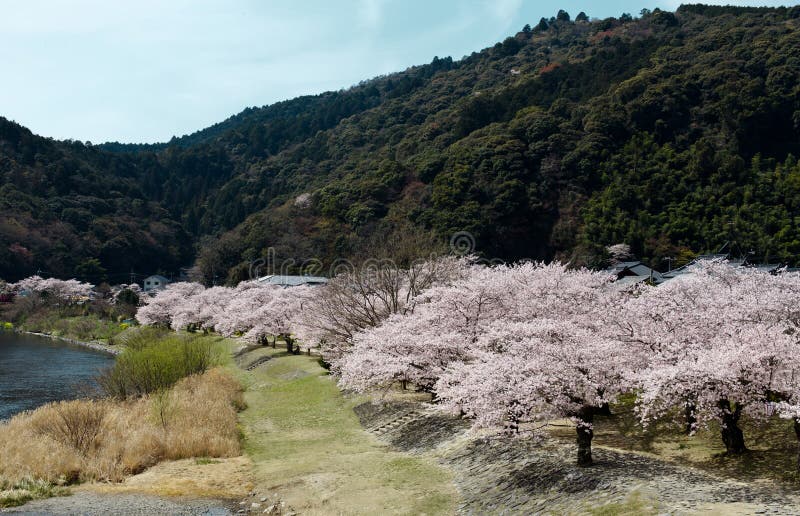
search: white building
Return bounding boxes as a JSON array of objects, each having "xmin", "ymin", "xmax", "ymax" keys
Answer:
[{"xmin": 143, "ymin": 274, "xmax": 170, "ymax": 293}]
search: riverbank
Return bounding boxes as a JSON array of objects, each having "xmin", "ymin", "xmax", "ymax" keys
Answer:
[
  {"xmin": 14, "ymin": 330, "xmax": 120, "ymax": 356},
  {"xmin": 0, "ymin": 332, "xmax": 244, "ymax": 512}
]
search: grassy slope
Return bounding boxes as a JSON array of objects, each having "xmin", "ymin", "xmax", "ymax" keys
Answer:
[{"xmin": 237, "ymin": 347, "xmax": 456, "ymax": 515}]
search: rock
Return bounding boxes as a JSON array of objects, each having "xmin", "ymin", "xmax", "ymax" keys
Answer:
[
  {"xmin": 251, "ymin": 502, "xmax": 262, "ymax": 509},
  {"xmin": 260, "ymin": 496, "xmax": 268, "ymax": 502}
]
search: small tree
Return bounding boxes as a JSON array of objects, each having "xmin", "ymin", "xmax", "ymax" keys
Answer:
[{"xmin": 536, "ymin": 17, "xmax": 549, "ymax": 31}]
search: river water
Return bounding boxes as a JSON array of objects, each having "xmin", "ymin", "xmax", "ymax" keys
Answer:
[{"xmin": 0, "ymin": 331, "xmax": 114, "ymax": 420}]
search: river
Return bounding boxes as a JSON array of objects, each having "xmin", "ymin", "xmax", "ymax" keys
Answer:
[{"xmin": 0, "ymin": 331, "xmax": 114, "ymax": 420}]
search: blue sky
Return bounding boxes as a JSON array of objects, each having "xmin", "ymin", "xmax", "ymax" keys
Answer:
[{"xmin": 0, "ymin": 0, "xmax": 795, "ymax": 143}]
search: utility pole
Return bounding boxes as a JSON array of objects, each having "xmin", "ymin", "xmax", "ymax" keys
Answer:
[{"xmin": 662, "ymin": 257, "xmax": 674, "ymax": 273}]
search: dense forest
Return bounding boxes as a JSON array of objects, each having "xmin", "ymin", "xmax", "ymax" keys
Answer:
[{"xmin": 2, "ymin": 4, "xmax": 800, "ymax": 283}]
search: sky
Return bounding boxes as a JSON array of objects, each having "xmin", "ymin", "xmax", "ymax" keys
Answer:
[{"xmin": 0, "ymin": 0, "xmax": 796, "ymax": 143}]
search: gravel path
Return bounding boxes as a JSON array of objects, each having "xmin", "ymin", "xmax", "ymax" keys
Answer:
[{"xmin": 1, "ymin": 492, "xmax": 233, "ymax": 515}]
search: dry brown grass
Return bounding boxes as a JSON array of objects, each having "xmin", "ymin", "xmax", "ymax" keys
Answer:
[{"xmin": 0, "ymin": 368, "xmax": 244, "ymax": 485}]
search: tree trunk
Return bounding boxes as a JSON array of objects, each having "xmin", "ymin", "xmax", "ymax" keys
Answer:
[
  {"xmin": 503, "ymin": 413, "xmax": 519, "ymax": 437},
  {"xmin": 576, "ymin": 406, "xmax": 595, "ymax": 467},
  {"xmin": 794, "ymin": 419, "xmax": 800, "ymax": 472},
  {"xmin": 596, "ymin": 402, "xmax": 612, "ymax": 416},
  {"xmin": 718, "ymin": 399, "xmax": 747, "ymax": 454},
  {"xmin": 284, "ymin": 335, "xmax": 294, "ymax": 354},
  {"xmin": 685, "ymin": 403, "xmax": 697, "ymax": 435},
  {"xmin": 595, "ymin": 390, "xmax": 611, "ymax": 416}
]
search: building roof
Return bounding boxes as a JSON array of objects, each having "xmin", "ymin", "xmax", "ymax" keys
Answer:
[
  {"xmin": 144, "ymin": 275, "xmax": 170, "ymax": 282},
  {"xmin": 610, "ymin": 275, "xmax": 652, "ymax": 290},
  {"xmin": 605, "ymin": 261, "xmax": 664, "ymax": 283},
  {"xmin": 256, "ymin": 275, "xmax": 328, "ymax": 287}
]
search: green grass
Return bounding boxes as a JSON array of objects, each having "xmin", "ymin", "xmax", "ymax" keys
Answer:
[
  {"xmin": 0, "ymin": 478, "xmax": 70, "ymax": 508},
  {"xmin": 238, "ymin": 347, "xmax": 456, "ymax": 515},
  {"xmin": 24, "ymin": 313, "xmax": 125, "ymax": 343},
  {"xmin": 194, "ymin": 458, "xmax": 222, "ymax": 466}
]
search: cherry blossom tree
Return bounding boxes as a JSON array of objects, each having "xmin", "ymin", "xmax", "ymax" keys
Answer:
[
  {"xmin": 339, "ymin": 262, "xmax": 624, "ymax": 465},
  {"xmin": 620, "ymin": 262, "xmax": 800, "ymax": 455},
  {"xmin": 11, "ymin": 275, "xmax": 94, "ymax": 304},
  {"xmin": 606, "ymin": 243, "xmax": 633, "ymax": 264},
  {"xmin": 170, "ymin": 286, "xmax": 236, "ymax": 332},
  {"xmin": 135, "ymin": 282, "xmax": 205, "ymax": 327},
  {"xmin": 299, "ymin": 256, "xmax": 470, "ymax": 361},
  {"xmin": 437, "ymin": 319, "xmax": 630, "ymax": 466},
  {"xmin": 211, "ymin": 281, "xmax": 277, "ymax": 338},
  {"xmin": 243, "ymin": 285, "xmax": 315, "ymax": 353},
  {"xmin": 338, "ymin": 264, "xmax": 511, "ymax": 389}
]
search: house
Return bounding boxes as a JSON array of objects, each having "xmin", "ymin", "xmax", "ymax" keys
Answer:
[
  {"xmin": 256, "ymin": 275, "xmax": 328, "ymax": 288},
  {"xmin": 605, "ymin": 261, "xmax": 664, "ymax": 287},
  {"xmin": 143, "ymin": 274, "xmax": 170, "ymax": 293}
]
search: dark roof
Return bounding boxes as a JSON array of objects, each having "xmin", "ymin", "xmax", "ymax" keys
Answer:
[{"xmin": 605, "ymin": 261, "xmax": 664, "ymax": 283}]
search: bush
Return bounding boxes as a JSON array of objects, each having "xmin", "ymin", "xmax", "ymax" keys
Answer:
[
  {"xmin": 98, "ymin": 334, "xmax": 220, "ymax": 398},
  {"xmin": 115, "ymin": 326, "xmax": 169, "ymax": 351},
  {"xmin": 31, "ymin": 400, "xmax": 108, "ymax": 456}
]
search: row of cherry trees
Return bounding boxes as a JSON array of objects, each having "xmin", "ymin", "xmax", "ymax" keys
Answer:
[
  {"xmin": 135, "ymin": 280, "xmax": 316, "ymax": 353},
  {"xmin": 9, "ymin": 275, "xmax": 94, "ymax": 304},
  {"xmin": 135, "ymin": 260, "xmax": 800, "ymax": 468},
  {"xmin": 326, "ymin": 261, "xmax": 800, "ymax": 467}
]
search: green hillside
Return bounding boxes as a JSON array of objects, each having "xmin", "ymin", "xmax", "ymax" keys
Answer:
[{"xmin": 2, "ymin": 4, "xmax": 800, "ymax": 283}]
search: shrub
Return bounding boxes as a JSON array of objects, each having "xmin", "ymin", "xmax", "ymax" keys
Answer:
[
  {"xmin": 31, "ymin": 400, "xmax": 108, "ymax": 456},
  {"xmin": 98, "ymin": 334, "xmax": 220, "ymax": 398},
  {"xmin": 115, "ymin": 326, "xmax": 169, "ymax": 351}
]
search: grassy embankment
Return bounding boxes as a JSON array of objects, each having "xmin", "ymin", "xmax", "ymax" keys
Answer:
[
  {"xmin": 0, "ymin": 330, "xmax": 244, "ymax": 508},
  {"xmin": 232, "ymin": 344, "xmax": 457, "ymax": 515},
  {"xmin": 0, "ymin": 295, "xmax": 137, "ymax": 346}
]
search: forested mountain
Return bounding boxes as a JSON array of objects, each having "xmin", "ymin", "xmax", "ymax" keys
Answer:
[{"xmin": 3, "ymin": 4, "xmax": 800, "ymax": 283}]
